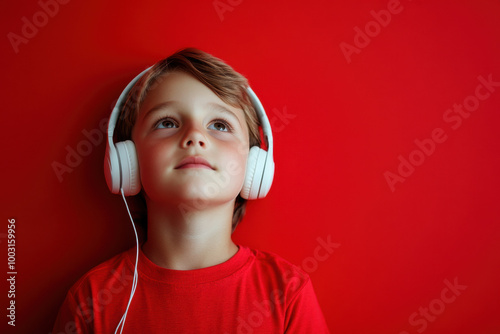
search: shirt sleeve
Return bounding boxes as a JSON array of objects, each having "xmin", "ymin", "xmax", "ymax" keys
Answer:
[
  {"xmin": 284, "ymin": 277, "xmax": 331, "ymax": 333},
  {"xmin": 52, "ymin": 291, "xmax": 91, "ymax": 334}
]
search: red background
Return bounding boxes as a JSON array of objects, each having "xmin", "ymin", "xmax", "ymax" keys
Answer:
[{"xmin": 2, "ymin": 0, "xmax": 500, "ymax": 333}]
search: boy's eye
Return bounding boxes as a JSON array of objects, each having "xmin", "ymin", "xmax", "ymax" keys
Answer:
[
  {"xmin": 208, "ymin": 120, "xmax": 231, "ymax": 132},
  {"xmin": 155, "ymin": 118, "xmax": 178, "ymax": 129}
]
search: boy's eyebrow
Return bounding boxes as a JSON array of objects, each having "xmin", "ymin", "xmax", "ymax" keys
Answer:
[
  {"xmin": 141, "ymin": 101, "xmax": 177, "ymax": 121},
  {"xmin": 206, "ymin": 102, "xmax": 243, "ymax": 128}
]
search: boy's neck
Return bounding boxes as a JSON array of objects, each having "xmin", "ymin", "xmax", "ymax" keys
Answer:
[{"xmin": 142, "ymin": 200, "xmax": 238, "ymax": 271}]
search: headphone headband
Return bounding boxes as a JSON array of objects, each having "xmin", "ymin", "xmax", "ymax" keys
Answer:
[{"xmin": 107, "ymin": 67, "xmax": 152, "ymax": 138}]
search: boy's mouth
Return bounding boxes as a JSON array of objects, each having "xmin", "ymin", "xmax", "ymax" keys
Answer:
[{"xmin": 175, "ymin": 156, "xmax": 214, "ymax": 170}]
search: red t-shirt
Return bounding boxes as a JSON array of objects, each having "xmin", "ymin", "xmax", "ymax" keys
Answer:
[{"xmin": 53, "ymin": 245, "xmax": 330, "ymax": 333}]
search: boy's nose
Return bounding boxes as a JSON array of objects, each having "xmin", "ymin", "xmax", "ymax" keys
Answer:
[{"xmin": 180, "ymin": 125, "xmax": 207, "ymax": 149}]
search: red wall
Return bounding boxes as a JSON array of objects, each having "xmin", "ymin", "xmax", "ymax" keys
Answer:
[{"xmin": 2, "ymin": 0, "xmax": 500, "ymax": 333}]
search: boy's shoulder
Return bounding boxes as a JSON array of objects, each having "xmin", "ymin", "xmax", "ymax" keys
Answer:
[
  {"xmin": 248, "ymin": 247, "xmax": 305, "ymax": 271},
  {"xmin": 68, "ymin": 248, "xmax": 134, "ymax": 296},
  {"xmin": 245, "ymin": 246, "xmax": 311, "ymax": 289}
]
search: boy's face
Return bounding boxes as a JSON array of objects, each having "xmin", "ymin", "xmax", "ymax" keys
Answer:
[{"xmin": 132, "ymin": 71, "xmax": 250, "ymax": 208}]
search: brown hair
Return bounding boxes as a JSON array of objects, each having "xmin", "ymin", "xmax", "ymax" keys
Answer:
[{"xmin": 115, "ymin": 48, "xmax": 261, "ymax": 232}]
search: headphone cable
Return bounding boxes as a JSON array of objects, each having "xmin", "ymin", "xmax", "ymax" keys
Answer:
[{"xmin": 114, "ymin": 188, "xmax": 140, "ymax": 334}]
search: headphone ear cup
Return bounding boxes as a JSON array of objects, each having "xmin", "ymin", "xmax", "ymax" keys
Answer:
[
  {"xmin": 241, "ymin": 146, "xmax": 267, "ymax": 200},
  {"xmin": 115, "ymin": 140, "xmax": 141, "ymax": 196},
  {"xmin": 104, "ymin": 142, "xmax": 120, "ymax": 194},
  {"xmin": 258, "ymin": 158, "xmax": 274, "ymax": 198}
]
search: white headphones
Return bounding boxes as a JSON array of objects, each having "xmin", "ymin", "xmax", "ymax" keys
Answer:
[{"xmin": 104, "ymin": 66, "xmax": 274, "ymax": 200}]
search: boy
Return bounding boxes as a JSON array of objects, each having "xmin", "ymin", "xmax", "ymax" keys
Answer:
[{"xmin": 53, "ymin": 48, "xmax": 330, "ymax": 333}]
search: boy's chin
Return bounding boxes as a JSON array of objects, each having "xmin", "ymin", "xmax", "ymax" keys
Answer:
[{"xmin": 148, "ymin": 188, "xmax": 239, "ymax": 208}]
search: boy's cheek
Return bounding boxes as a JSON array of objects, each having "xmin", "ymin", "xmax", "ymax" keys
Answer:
[
  {"xmin": 225, "ymin": 158, "xmax": 244, "ymax": 177},
  {"xmin": 136, "ymin": 145, "xmax": 172, "ymax": 184},
  {"xmin": 219, "ymin": 144, "xmax": 247, "ymax": 173},
  {"xmin": 219, "ymin": 136, "xmax": 249, "ymax": 160},
  {"xmin": 223, "ymin": 151, "xmax": 248, "ymax": 193},
  {"xmin": 235, "ymin": 140, "xmax": 251, "ymax": 157}
]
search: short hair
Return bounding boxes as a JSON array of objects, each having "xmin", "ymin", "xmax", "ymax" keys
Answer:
[{"xmin": 115, "ymin": 47, "xmax": 261, "ymax": 232}]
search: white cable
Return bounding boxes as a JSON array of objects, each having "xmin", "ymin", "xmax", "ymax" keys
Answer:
[{"xmin": 114, "ymin": 188, "xmax": 140, "ymax": 334}]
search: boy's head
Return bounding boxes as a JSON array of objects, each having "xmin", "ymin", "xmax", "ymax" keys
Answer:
[{"xmin": 115, "ymin": 48, "xmax": 262, "ymax": 231}]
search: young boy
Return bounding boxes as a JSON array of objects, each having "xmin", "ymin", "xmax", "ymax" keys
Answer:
[{"xmin": 53, "ymin": 48, "xmax": 330, "ymax": 333}]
